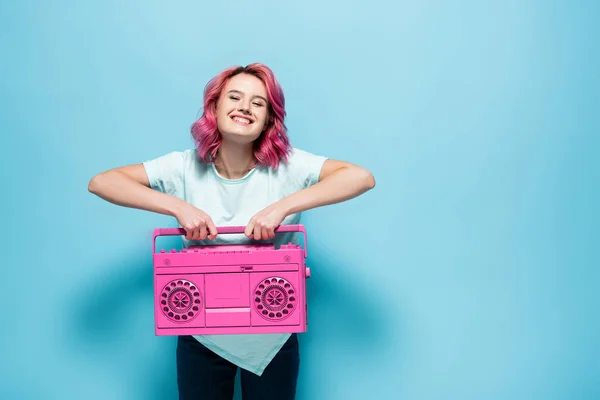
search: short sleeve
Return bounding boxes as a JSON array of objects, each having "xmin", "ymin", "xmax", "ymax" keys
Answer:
[
  {"xmin": 142, "ymin": 150, "xmax": 186, "ymax": 197},
  {"xmin": 285, "ymin": 147, "xmax": 328, "ymax": 191}
]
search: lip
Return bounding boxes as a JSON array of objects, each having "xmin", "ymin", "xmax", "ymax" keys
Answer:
[{"xmin": 230, "ymin": 114, "xmax": 254, "ymax": 125}]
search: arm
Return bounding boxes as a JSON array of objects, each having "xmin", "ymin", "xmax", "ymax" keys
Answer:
[
  {"xmin": 278, "ymin": 159, "xmax": 375, "ymax": 215},
  {"xmin": 88, "ymin": 164, "xmax": 218, "ymax": 240},
  {"xmin": 87, "ymin": 164, "xmax": 184, "ymax": 216},
  {"xmin": 245, "ymin": 159, "xmax": 375, "ymax": 239}
]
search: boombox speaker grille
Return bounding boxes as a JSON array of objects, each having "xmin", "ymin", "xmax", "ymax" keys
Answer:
[
  {"xmin": 160, "ymin": 279, "xmax": 201, "ymax": 322},
  {"xmin": 253, "ymin": 277, "xmax": 297, "ymax": 321}
]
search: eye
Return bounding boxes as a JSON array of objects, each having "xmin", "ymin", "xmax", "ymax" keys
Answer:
[
  {"xmin": 229, "ymin": 95, "xmax": 240, "ymax": 101},
  {"xmin": 252, "ymin": 102, "xmax": 264, "ymax": 107}
]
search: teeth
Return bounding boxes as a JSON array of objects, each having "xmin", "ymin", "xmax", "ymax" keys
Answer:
[{"xmin": 233, "ymin": 116, "xmax": 251, "ymax": 124}]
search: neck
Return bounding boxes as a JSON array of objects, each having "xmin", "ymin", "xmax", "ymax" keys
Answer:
[{"xmin": 214, "ymin": 140, "xmax": 256, "ymax": 180}]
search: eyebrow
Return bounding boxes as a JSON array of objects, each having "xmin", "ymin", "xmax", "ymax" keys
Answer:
[{"xmin": 227, "ymin": 90, "xmax": 268, "ymax": 103}]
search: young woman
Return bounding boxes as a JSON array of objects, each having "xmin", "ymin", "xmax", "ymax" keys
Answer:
[{"xmin": 88, "ymin": 63, "xmax": 375, "ymax": 400}]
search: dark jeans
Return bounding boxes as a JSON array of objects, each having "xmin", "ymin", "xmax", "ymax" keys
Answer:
[{"xmin": 176, "ymin": 334, "xmax": 300, "ymax": 400}]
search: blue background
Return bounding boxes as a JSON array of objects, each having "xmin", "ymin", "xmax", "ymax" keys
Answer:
[{"xmin": 1, "ymin": 1, "xmax": 599, "ymax": 399}]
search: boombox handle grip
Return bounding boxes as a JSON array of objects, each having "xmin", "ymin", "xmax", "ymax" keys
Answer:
[{"xmin": 152, "ymin": 224, "xmax": 308, "ymax": 258}]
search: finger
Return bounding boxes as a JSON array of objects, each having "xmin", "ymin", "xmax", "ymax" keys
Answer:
[
  {"xmin": 253, "ymin": 225, "xmax": 262, "ymax": 241},
  {"xmin": 262, "ymin": 226, "xmax": 269, "ymax": 241},
  {"xmin": 268, "ymin": 226, "xmax": 275, "ymax": 239},
  {"xmin": 207, "ymin": 219, "xmax": 218, "ymax": 240},
  {"xmin": 245, "ymin": 220, "xmax": 255, "ymax": 238},
  {"xmin": 199, "ymin": 225, "xmax": 207, "ymax": 240},
  {"xmin": 183, "ymin": 226, "xmax": 194, "ymax": 240},
  {"xmin": 190, "ymin": 227, "xmax": 201, "ymax": 241}
]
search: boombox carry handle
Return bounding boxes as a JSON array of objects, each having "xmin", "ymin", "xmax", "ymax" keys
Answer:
[{"xmin": 152, "ymin": 224, "xmax": 308, "ymax": 257}]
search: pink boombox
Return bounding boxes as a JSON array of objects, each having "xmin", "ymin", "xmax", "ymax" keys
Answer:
[{"xmin": 152, "ymin": 224, "xmax": 310, "ymax": 336}]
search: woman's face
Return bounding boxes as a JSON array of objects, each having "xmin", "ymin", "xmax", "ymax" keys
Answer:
[{"xmin": 215, "ymin": 73, "xmax": 270, "ymax": 145}]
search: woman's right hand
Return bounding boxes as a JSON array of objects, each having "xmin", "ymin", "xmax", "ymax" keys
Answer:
[{"xmin": 174, "ymin": 202, "xmax": 218, "ymax": 241}]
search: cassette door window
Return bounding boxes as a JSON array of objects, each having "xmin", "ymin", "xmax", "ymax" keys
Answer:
[{"xmin": 205, "ymin": 273, "xmax": 251, "ymax": 327}]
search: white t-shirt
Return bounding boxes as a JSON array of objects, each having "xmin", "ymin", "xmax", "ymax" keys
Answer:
[{"xmin": 143, "ymin": 147, "xmax": 328, "ymax": 375}]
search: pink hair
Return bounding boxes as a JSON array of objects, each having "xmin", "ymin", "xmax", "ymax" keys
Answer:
[{"xmin": 190, "ymin": 63, "xmax": 291, "ymax": 169}]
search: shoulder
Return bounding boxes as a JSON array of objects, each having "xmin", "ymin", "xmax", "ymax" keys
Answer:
[
  {"xmin": 281, "ymin": 147, "xmax": 328, "ymax": 168},
  {"xmin": 142, "ymin": 148, "xmax": 209, "ymax": 187},
  {"xmin": 160, "ymin": 148, "xmax": 199, "ymax": 163},
  {"xmin": 143, "ymin": 148, "xmax": 203, "ymax": 170},
  {"xmin": 274, "ymin": 147, "xmax": 329, "ymax": 189}
]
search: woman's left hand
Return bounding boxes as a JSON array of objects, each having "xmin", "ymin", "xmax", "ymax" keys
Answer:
[{"xmin": 245, "ymin": 204, "xmax": 288, "ymax": 240}]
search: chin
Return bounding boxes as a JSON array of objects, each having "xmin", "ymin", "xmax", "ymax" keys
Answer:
[
  {"xmin": 223, "ymin": 131, "xmax": 261, "ymax": 145},
  {"xmin": 219, "ymin": 123, "xmax": 256, "ymax": 138}
]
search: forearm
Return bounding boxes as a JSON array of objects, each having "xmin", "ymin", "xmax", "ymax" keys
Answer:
[
  {"xmin": 88, "ymin": 171, "xmax": 184, "ymax": 216},
  {"xmin": 279, "ymin": 166, "xmax": 375, "ymax": 216}
]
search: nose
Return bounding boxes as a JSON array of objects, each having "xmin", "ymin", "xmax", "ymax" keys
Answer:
[
  {"xmin": 238, "ymin": 100, "xmax": 252, "ymax": 114},
  {"xmin": 238, "ymin": 106, "xmax": 251, "ymax": 115}
]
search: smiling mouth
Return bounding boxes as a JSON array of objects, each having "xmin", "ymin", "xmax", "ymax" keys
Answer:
[{"xmin": 231, "ymin": 116, "xmax": 253, "ymax": 125}]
